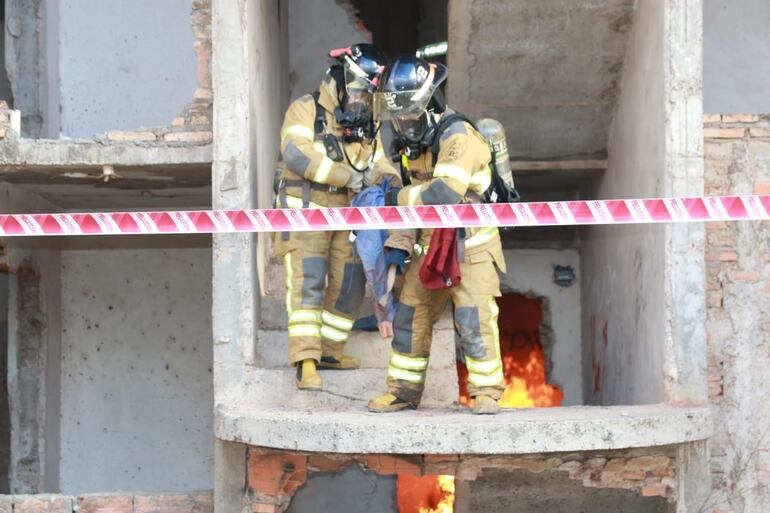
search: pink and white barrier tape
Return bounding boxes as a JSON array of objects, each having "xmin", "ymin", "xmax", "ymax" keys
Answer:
[{"xmin": 0, "ymin": 195, "xmax": 767, "ymax": 237}]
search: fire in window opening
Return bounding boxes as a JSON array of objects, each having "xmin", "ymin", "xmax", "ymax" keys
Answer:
[
  {"xmin": 457, "ymin": 293, "xmax": 564, "ymax": 408},
  {"xmin": 397, "ymin": 474, "xmax": 455, "ymax": 513}
]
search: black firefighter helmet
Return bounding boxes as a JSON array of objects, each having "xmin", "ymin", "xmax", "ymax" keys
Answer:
[
  {"xmin": 374, "ymin": 55, "xmax": 448, "ymax": 158},
  {"xmin": 328, "ymin": 43, "xmax": 387, "ymax": 140}
]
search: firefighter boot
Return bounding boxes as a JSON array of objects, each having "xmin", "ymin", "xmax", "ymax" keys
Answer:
[
  {"xmin": 317, "ymin": 354, "xmax": 360, "ymax": 370},
  {"xmin": 295, "ymin": 359, "xmax": 323, "ymax": 390},
  {"xmin": 472, "ymin": 395, "xmax": 500, "ymax": 415},
  {"xmin": 367, "ymin": 393, "xmax": 413, "ymax": 413}
]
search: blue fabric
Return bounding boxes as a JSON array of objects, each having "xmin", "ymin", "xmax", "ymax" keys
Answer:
[
  {"xmin": 351, "ymin": 181, "xmax": 395, "ymax": 323},
  {"xmin": 386, "ymin": 249, "xmax": 408, "ymax": 275}
]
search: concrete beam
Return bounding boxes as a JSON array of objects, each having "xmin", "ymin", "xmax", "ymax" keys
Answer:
[{"xmin": 0, "ymin": 139, "xmax": 211, "ymax": 169}]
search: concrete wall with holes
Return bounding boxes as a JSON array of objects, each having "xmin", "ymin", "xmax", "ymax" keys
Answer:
[
  {"xmin": 58, "ymin": 236, "xmax": 213, "ymax": 493},
  {"xmin": 500, "ymin": 249, "xmax": 582, "ymax": 406},
  {"xmin": 50, "ymin": 0, "xmax": 197, "ymax": 137},
  {"xmin": 704, "ymin": 0, "xmax": 770, "ymax": 114}
]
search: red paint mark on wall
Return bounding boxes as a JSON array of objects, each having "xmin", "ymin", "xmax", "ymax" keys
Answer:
[{"xmin": 591, "ymin": 317, "xmax": 609, "ymax": 396}]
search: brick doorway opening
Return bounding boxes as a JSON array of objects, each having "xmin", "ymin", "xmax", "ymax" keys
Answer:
[{"xmin": 457, "ymin": 293, "xmax": 564, "ymax": 408}]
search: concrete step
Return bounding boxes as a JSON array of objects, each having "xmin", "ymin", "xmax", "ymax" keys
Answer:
[
  {"xmin": 256, "ymin": 328, "xmax": 458, "ymax": 371},
  {"xmin": 241, "ymin": 366, "xmax": 461, "ymax": 409}
]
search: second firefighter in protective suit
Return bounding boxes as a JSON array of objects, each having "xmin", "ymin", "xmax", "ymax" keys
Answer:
[
  {"xmin": 368, "ymin": 56, "xmax": 507, "ymax": 415},
  {"xmin": 274, "ymin": 44, "xmax": 400, "ymax": 390}
]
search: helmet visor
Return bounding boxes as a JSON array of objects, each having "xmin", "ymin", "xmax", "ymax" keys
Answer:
[
  {"xmin": 373, "ymin": 90, "xmax": 433, "ymax": 120},
  {"xmin": 344, "ymin": 60, "xmax": 377, "ymax": 95}
]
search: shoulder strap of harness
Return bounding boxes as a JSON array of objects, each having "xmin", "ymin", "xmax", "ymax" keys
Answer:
[
  {"xmin": 431, "ymin": 113, "xmax": 476, "ymax": 165},
  {"xmin": 311, "ymin": 91, "xmax": 325, "ymax": 135}
]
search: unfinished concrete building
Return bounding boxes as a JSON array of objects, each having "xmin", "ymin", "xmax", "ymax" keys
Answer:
[{"xmin": 0, "ymin": 1, "xmax": 768, "ymax": 512}]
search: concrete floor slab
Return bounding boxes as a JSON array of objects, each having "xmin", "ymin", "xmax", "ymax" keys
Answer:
[{"xmin": 215, "ymin": 403, "xmax": 711, "ymax": 455}]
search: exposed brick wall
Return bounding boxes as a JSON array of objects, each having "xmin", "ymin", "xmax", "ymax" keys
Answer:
[
  {"xmin": 246, "ymin": 446, "xmax": 678, "ymax": 512},
  {"xmin": 101, "ymin": 0, "xmax": 212, "ymax": 146},
  {"xmin": 704, "ymin": 115, "xmax": 770, "ymax": 513},
  {"xmin": 0, "ymin": 493, "xmax": 212, "ymax": 513}
]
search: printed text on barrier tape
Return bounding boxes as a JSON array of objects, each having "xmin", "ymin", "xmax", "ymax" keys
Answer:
[{"xmin": 0, "ymin": 195, "xmax": 767, "ymax": 237}]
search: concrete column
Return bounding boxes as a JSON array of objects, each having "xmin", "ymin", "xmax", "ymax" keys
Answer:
[
  {"xmin": 211, "ymin": 0, "xmax": 255, "ymax": 402},
  {"xmin": 214, "ymin": 439, "xmax": 247, "ymax": 513},
  {"xmin": 675, "ymin": 441, "xmax": 710, "ymax": 513},
  {"xmin": 212, "ymin": 0, "xmax": 287, "ymax": 509},
  {"xmin": 5, "ymin": 0, "xmax": 44, "ymax": 136},
  {"xmin": 661, "ymin": 0, "xmax": 707, "ymax": 405}
]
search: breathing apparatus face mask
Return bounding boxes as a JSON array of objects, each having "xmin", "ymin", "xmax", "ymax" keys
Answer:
[
  {"xmin": 334, "ymin": 62, "xmax": 379, "ymax": 142},
  {"xmin": 374, "ymin": 86, "xmax": 437, "ymax": 159}
]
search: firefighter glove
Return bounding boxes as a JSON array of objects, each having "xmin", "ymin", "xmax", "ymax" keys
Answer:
[
  {"xmin": 385, "ymin": 187, "xmax": 402, "ymax": 206},
  {"xmin": 345, "ymin": 171, "xmax": 364, "ymax": 193},
  {"xmin": 386, "ymin": 248, "xmax": 409, "ymax": 275}
]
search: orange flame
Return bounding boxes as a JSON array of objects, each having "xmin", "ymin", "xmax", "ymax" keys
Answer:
[
  {"xmin": 458, "ymin": 294, "xmax": 564, "ymax": 408},
  {"xmin": 397, "ymin": 474, "xmax": 455, "ymax": 513}
]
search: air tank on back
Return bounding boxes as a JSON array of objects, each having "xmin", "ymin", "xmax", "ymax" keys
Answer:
[{"xmin": 476, "ymin": 118, "xmax": 515, "ymax": 193}]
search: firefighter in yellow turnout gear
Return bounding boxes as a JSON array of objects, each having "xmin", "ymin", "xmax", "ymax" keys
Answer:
[
  {"xmin": 274, "ymin": 44, "xmax": 399, "ymax": 390},
  {"xmin": 369, "ymin": 56, "xmax": 506, "ymax": 414}
]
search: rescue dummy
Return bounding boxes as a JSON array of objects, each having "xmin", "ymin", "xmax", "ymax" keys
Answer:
[
  {"xmin": 368, "ymin": 56, "xmax": 507, "ymax": 414},
  {"xmin": 273, "ymin": 44, "xmax": 400, "ymax": 390}
]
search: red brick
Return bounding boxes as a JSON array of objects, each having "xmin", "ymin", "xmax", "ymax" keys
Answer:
[
  {"xmin": 134, "ymin": 495, "xmax": 194, "ymax": 513},
  {"xmin": 194, "ymin": 88, "xmax": 213, "ymax": 101},
  {"xmin": 14, "ymin": 496, "xmax": 73, "ymax": 513},
  {"xmin": 307, "ymin": 454, "xmax": 349, "ymax": 472},
  {"xmin": 424, "ymin": 454, "xmax": 460, "ymax": 463},
  {"xmin": 603, "ymin": 459, "xmax": 627, "ymax": 472},
  {"xmin": 191, "ymin": 115, "xmax": 210, "ymax": 126},
  {"xmin": 171, "ymin": 117, "xmax": 186, "ymax": 127},
  {"xmin": 707, "ymin": 291, "xmax": 723, "ymax": 308},
  {"xmin": 251, "ymin": 505, "xmax": 276, "ymax": 513},
  {"xmin": 190, "ymin": 493, "xmax": 213, "ymax": 513},
  {"xmin": 585, "ymin": 458, "xmax": 607, "ymax": 470},
  {"xmin": 729, "ymin": 270, "xmax": 761, "ymax": 283},
  {"xmin": 365, "ymin": 454, "xmax": 421, "ymax": 476},
  {"xmin": 396, "ymin": 459, "xmax": 422, "ymax": 476},
  {"xmin": 107, "ymin": 130, "xmax": 157, "ymax": 142},
  {"xmin": 704, "ymin": 128, "xmax": 745, "ymax": 139},
  {"xmin": 247, "ymin": 451, "xmax": 307, "ymax": 497},
  {"xmin": 706, "ymin": 251, "xmax": 738, "ymax": 262},
  {"xmin": 163, "ymin": 131, "xmax": 212, "ymax": 143},
  {"xmin": 194, "ymin": 41, "xmax": 212, "ymax": 89},
  {"xmin": 640, "ymin": 485, "xmax": 668, "ymax": 497},
  {"xmin": 750, "ymin": 128, "xmax": 770, "ymax": 138},
  {"xmin": 754, "ymin": 182, "xmax": 770, "ymax": 195},
  {"xmin": 758, "ymin": 470, "xmax": 770, "ymax": 485},
  {"xmin": 626, "ymin": 456, "xmax": 671, "ymax": 472},
  {"xmin": 77, "ymin": 496, "xmax": 133, "ymax": 513},
  {"xmin": 622, "ymin": 471, "xmax": 646, "ymax": 480},
  {"xmin": 703, "ymin": 114, "xmax": 722, "ymax": 123},
  {"xmin": 722, "ymin": 114, "xmax": 759, "ymax": 123},
  {"xmin": 0, "ymin": 128, "xmax": 6, "ymax": 139}
]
